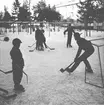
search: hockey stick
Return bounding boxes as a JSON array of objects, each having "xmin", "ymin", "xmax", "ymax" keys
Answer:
[
  {"xmin": 23, "ymin": 71, "xmax": 28, "ymax": 84},
  {"xmin": 0, "ymin": 93, "xmax": 17, "ymax": 99},
  {"xmin": 60, "ymin": 61, "xmax": 75, "ymax": 73},
  {"xmin": 0, "ymin": 69, "xmax": 13, "ymax": 74},
  {"xmin": 28, "ymin": 42, "xmax": 36, "ymax": 47},
  {"xmin": 46, "ymin": 45, "xmax": 55, "ymax": 50},
  {"xmin": 0, "ymin": 88, "xmax": 8, "ymax": 94},
  {"xmin": 0, "ymin": 69, "xmax": 6, "ymax": 74},
  {"xmin": 0, "ymin": 69, "xmax": 28, "ymax": 84},
  {"xmin": 29, "ymin": 47, "xmax": 36, "ymax": 52},
  {"xmin": 16, "ymin": 64, "xmax": 28, "ymax": 84}
]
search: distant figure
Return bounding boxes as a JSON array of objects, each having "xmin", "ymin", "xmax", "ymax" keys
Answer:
[
  {"xmin": 10, "ymin": 38, "xmax": 25, "ymax": 91},
  {"xmin": 40, "ymin": 27, "xmax": 47, "ymax": 49},
  {"xmin": 64, "ymin": 23, "xmax": 75, "ymax": 48},
  {"xmin": 35, "ymin": 26, "xmax": 44, "ymax": 51},
  {"xmin": 53, "ymin": 27, "xmax": 55, "ymax": 32},
  {"xmin": 66, "ymin": 32, "xmax": 94, "ymax": 73}
]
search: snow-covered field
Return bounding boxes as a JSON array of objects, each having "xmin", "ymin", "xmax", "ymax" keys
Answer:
[{"xmin": 0, "ymin": 28, "xmax": 104, "ymax": 105}]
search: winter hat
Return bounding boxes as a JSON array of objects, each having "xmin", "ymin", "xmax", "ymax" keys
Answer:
[
  {"xmin": 74, "ymin": 32, "xmax": 81, "ymax": 40},
  {"xmin": 12, "ymin": 38, "xmax": 22, "ymax": 46}
]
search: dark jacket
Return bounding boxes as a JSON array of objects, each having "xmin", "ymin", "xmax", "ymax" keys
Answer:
[
  {"xmin": 10, "ymin": 46, "xmax": 24, "ymax": 68},
  {"xmin": 64, "ymin": 26, "xmax": 75, "ymax": 37},
  {"xmin": 77, "ymin": 38, "xmax": 94, "ymax": 52},
  {"xmin": 74, "ymin": 38, "xmax": 94, "ymax": 60},
  {"xmin": 35, "ymin": 29, "xmax": 45, "ymax": 43},
  {"xmin": 41, "ymin": 29, "xmax": 46, "ymax": 42}
]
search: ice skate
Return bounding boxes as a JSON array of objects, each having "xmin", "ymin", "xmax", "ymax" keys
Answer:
[
  {"xmin": 14, "ymin": 85, "xmax": 25, "ymax": 92},
  {"xmin": 69, "ymin": 45, "xmax": 72, "ymax": 47},
  {"xmin": 86, "ymin": 68, "xmax": 93, "ymax": 73}
]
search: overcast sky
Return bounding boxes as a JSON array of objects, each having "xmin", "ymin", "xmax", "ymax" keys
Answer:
[{"xmin": 0, "ymin": 0, "xmax": 80, "ymax": 19}]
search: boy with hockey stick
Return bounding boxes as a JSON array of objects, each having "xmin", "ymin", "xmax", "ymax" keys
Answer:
[
  {"xmin": 65, "ymin": 32, "xmax": 94, "ymax": 73},
  {"xmin": 35, "ymin": 26, "xmax": 44, "ymax": 51},
  {"xmin": 10, "ymin": 38, "xmax": 25, "ymax": 91}
]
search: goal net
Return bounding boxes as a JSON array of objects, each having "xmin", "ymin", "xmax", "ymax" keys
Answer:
[{"xmin": 85, "ymin": 38, "xmax": 104, "ymax": 88}]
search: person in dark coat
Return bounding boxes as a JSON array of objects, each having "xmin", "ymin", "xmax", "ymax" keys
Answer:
[
  {"xmin": 66, "ymin": 32, "xmax": 94, "ymax": 73},
  {"xmin": 40, "ymin": 27, "xmax": 47, "ymax": 49},
  {"xmin": 10, "ymin": 38, "xmax": 25, "ymax": 91},
  {"xmin": 64, "ymin": 23, "xmax": 75, "ymax": 48},
  {"xmin": 35, "ymin": 26, "xmax": 44, "ymax": 51}
]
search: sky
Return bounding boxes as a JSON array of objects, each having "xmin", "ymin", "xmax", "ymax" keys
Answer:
[{"xmin": 0, "ymin": 0, "xmax": 80, "ymax": 19}]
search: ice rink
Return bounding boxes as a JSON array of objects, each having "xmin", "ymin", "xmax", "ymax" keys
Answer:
[{"xmin": 0, "ymin": 27, "xmax": 104, "ymax": 105}]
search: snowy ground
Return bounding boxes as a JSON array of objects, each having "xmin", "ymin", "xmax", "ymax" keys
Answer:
[{"xmin": 0, "ymin": 28, "xmax": 104, "ymax": 105}]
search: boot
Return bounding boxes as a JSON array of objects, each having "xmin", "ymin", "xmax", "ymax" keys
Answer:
[
  {"xmin": 14, "ymin": 84, "xmax": 25, "ymax": 91},
  {"xmin": 86, "ymin": 68, "xmax": 93, "ymax": 73},
  {"xmin": 69, "ymin": 45, "xmax": 72, "ymax": 47}
]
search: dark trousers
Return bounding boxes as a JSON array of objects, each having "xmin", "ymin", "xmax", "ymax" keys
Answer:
[
  {"xmin": 43, "ymin": 41, "xmax": 47, "ymax": 48},
  {"xmin": 70, "ymin": 48, "xmax": 94, "ymax": 72},
  {"xmin": 36, "ymin": 40, "xmax": 44, "ymax": 50},
  {"xmin": 12, "ymin": 64, "xmax": 23, "ymax": 86},
  {"xmin": 67, "ymin": 35, "xmax": 72, "ymax": 47},
  {"xmin": 36, "ymin": 41, "xmax": 39, "ymax": 50}
]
